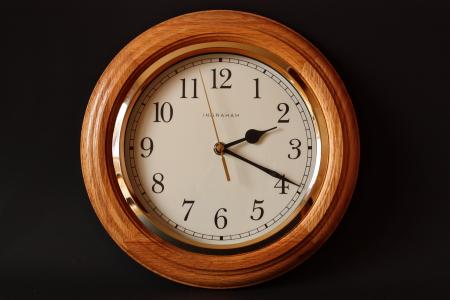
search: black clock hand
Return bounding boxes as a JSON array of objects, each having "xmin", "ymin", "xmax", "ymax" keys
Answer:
[
  {"xmin": 223, "ymin": 148, "xmax": 299, "ymax": 187},
  {"xmin": 224, "ymin": 127, "xmax": 277, "ymax": 149}
]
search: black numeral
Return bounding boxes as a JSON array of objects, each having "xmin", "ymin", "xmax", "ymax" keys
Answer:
[
  {"xmin": 153, "ymin": 102, "xmax": 173, "ymax": 123},
  {"xmin": 151, "ymin": 173, "xmax": 164, "ymax": 193},
  {"xmin": 277, "ymin": 103, "xmax": 290, "ymax": 123},
  {"xmin": 250, "ymin": 200, "xmax": 264, "ymax": 221},
  {"xmin": 288, "ymin": 138, "xmax": 301, "ymax": 159},
  {"xmin": 211, "ymin": 68, "xmax": 232, "ymax": 89},
  {"xmin": 182, "ymin": 199, "xmax": 195, "ymax": 221},
  {"xmin": 274, "ymin": 176, "xmax": 289, "ymax": 194},
  {"xmin": 180, "ymin": 78, "xmax": 198, "ymax": 99},
  {"xmin": 140, "ymin": 137, "xmax": 153, "ymax": 158},
  {"xmin": 253, "ymin": 78, "xmax": 261, "ymax": 99},
  {"xmin": 214, "ymin": 208, "xmax": 228, "ymax": 229}
]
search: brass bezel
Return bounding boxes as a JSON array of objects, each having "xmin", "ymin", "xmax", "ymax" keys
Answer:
[{"xmin": 111, "ymin": 42, "xmax": 329, "ymax": 252}]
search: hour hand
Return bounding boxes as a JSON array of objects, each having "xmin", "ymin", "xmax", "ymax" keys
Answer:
[{"xmin": 224, "ymin": 126, "xmax": 277, "ymax": 149}]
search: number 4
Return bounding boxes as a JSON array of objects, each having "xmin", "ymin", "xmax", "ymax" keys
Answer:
[{"xmin": 274, "ymin": 176, "xmax": 289, "ymax": 194}]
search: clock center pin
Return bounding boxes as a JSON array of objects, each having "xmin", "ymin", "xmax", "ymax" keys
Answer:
[{"xmin": 214, "ymin": 142, "xmax": 225, "ymax": 155}]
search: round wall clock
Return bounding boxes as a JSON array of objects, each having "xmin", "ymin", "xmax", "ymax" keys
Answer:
[{"xmin": 81, "ymin": 10, "xmax": 359, "ymax": 288}]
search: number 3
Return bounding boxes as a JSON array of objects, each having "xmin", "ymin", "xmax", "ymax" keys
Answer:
[{"xmin": 288, "ymin": 138, "xmax": 301, "ymax": 159}]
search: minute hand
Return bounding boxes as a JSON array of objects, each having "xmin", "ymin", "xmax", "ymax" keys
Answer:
[{"xmin": 223, "ymin": 148, "xmax": 300, "ymax": 187}]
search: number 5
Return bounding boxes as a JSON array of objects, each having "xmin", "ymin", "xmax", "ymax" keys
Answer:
[{"xmin": 250, "ymin": 199, "xmax": 264, "ymax": 221}]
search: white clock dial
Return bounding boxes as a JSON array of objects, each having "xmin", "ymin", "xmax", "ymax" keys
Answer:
[{"xmin": 123, "ymin": 53, "xmax": 320, "ymax": 248}]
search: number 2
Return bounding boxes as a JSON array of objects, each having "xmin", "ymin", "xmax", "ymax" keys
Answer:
[{"xmin": 277, "ymin": 103, "xmax": 290, "ymax": 123}]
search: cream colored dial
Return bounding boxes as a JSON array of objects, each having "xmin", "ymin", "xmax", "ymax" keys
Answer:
[{"xmin": 123, "ymin": 53, "xmax": 320, "ymax": 248}]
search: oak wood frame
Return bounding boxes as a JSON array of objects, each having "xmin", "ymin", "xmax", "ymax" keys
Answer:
[{"xmin": 80, "ymin": 10, "xmax": 359, "ymax": 288}]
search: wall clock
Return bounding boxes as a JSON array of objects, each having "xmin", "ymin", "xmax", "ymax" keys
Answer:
[{"xmin": 81, "ymin": 10, "xmax": 359, "ymax": 288}]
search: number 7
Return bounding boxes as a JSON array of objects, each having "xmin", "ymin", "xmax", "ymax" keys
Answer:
[{"xmin": 182, "ymin": 199, "xmax": 195, "ymax": 221}]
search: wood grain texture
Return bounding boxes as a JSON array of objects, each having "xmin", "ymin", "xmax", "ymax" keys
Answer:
[{"xmin": 80, "ymin": 10, "xmax": 360, "ymax": 288}]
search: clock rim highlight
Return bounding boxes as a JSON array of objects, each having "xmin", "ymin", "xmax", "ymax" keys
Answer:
[
  {"xmin": 112, "ymin": 49, "xmax": 323, "ymax": 252},
  {"xmin": 81, "ymin": 10, "xmax": 359, "ymax": 288}
]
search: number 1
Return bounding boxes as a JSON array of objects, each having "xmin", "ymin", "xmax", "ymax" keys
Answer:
[{"xmin": 254, "ymin": 78, "xmax": 261, "ymax": 99}]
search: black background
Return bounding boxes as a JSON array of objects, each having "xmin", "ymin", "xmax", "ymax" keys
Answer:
[{"xmin": 2, "ymin": 1, "xmax": 450, "ymax": 299}]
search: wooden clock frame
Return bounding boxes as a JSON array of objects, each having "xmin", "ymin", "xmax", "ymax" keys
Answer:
[{"xmin": 80, "ymin": 10, "xmax": 359, "ymax": 288}]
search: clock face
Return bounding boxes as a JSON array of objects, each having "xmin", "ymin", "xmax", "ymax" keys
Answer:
[{"xmin": 122, "ymin": 53, "xmax": 320, "ymax": 248}]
